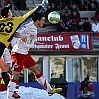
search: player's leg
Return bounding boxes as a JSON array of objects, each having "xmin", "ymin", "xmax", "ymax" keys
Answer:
[
  {"xmin": 7, "ymin": 71, "xmax": 20, "ymax": 99},
  {"xmin": 7, "ymin": 52, "xmax": 23, "ymax": 99},
  {"xmin": 0, "ymin": 42, "xmax": 10, "ymax": 85},
  {"xmin": 28, "ymin": 64, "xmax": 53, "ymax": 91},
  {"xmin": 26, "ymin": 54, "xmax": 62, "ymax": 94}
]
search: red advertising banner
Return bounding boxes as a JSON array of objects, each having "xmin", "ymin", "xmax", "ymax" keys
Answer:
[
  {"xmin": 31, "ymin": 32, "xmax": 93, "ymax": 50},
  {"xmin": 94, "ymin": 32, "xmax": 99, "ymax": 37}
]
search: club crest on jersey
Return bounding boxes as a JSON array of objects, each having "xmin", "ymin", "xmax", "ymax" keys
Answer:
[{"xmin": 23, "ymin": 26, "xmax": 26, "ymax": 28}]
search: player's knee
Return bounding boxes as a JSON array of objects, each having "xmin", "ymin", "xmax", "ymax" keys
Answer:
[
  {"xmin": 28, "ymin": 64, "xmax": 41, "ymax": 74},
  {"xmin": 12, "ymin": 72, "xmax": 20, "ymax": 81},
  {"xmin": 33, "ymin": 64, "xmax": 41, "ymax": 74}
]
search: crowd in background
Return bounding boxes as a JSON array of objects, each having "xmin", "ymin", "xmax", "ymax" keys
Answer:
[
  {"xmin": 40, "ymin": 0, "xmax": 99, "ymax": 34},
  {"xmin": 1, "ymin": 0, "xmax": 99, "ymax": 34}
]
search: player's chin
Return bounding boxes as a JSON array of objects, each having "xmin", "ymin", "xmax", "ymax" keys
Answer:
[{"xmin": 39, "ymin": 25, "xmax": 43, "ymax": 28}]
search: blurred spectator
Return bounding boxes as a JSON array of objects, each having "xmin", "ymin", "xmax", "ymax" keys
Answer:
[
  {"xmin": 60, "ymin": 73, "xmax": 64, "ymax": 78},
  {"xmin": 83, "ymin": 19, "xmax": 92, "ymax": 32},
  {"xmin": 45, "ymin": 4, "xmax": 54, "ymax": 20},
  {"xmin": 60, "ymin": 0, "xmax": 66, "ymax": 9},
  {"xmin": 66, "ymin": 19, "xmax": 78, "ymax": 32},
  {"xmin": 70, "ymin": 11, "xmax": 80, "ymax": 30},
  {"xmin": 89, "ymin": 0, "xmax": 98, "ymax": 10},
  {"xmin": 72, "ymin": 0, "xmax": 82, "ymax": 10},
  {"xmin": 78, "ymin": 77, "xmax": 95, "ymax": 99},
  {"xmin": 48, "ymin": 0, "xmax": 52, "ymax": 6},
  {"xmin": 61, "ymin": 5, "xmax": 71, "ymax": 17},
  {"xmin": 56, "ymin": 19, "xmax": 68, "ymax": 32},
  {"xmin": 53, "ymin": 0, "xmax": 59, "ymax": 10},
  {"xmin": 41, "ymin": 8, "xmax": 46, "ymax": 17},
  {"xmin": 92, "ymin": 19, "xmax": 99, "ymax": 32},
  {"xmin": 71, "ymin": 4, "xmax": 80, "ymax": 17},
  {"xmin": 64, "ymin": 0, "xmax": 71, "ymax": 8},
  {"xmin": 51, "ymin": 70, "xmax": 56, "ymax": 78},
  {"xmin": 70, "ymin": 11, "xmax": 80, "ymax": 24},
  {"xmin": 48, "ymin": 0, "xmax": 60, "ymax": 10},
  {"xmin": 51, "ymin": 2, "xmax": 56, "ymax": 10},
  {"xmin": 62, "ymin": 11, "xmax": 70, "ymax": 24},
  {"xmin": 94, "ymin": 6, "xmax": 99, "ymax": 22},
  {"xmin": 82, "ymin": 0, "xmax": 90, "ymax": 10}
]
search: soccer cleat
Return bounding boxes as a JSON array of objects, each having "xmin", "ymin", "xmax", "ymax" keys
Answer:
[
  {"xmin": 12, "ymin": 91, "xmax": 20, "ymax": 98},
  {"xmin": 48, "ymin": 85, "xmax": 63, "ymax": 94}
]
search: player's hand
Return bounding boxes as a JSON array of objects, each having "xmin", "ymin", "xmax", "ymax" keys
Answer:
[
  {"xmin": 38, "ymin": 42, "xmax": 44, "ymax": 45},
  {"xmin": 34, "ymin": 41, "xmax": 44, "ymax": 45},
  {"xmin": 40, "ymin": 43, "xmax": 44, "ymax": 45}
]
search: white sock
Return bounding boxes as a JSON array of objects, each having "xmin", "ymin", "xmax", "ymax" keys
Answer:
[
  {"xmin": 7, "ymin": 81, "xmax": 16, "ymax": 99},
  {"xmin": 37, "ymin": 76, "xmax": 53, "ymax": 92}
]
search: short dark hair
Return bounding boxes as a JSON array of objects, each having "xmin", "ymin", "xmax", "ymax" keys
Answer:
[
  {"xmin": 0, "ymin": 4, "xmax": 11, "ymax": 18},
  {"xmin": 32, "ymin": 13, "xmax": 44, "ymax": 22},
  {"xmin": 84, "ymin": 76, "xmax": 89, "ymax": 81}
]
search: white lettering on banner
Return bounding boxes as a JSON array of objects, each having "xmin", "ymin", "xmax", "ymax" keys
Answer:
[
  {"xmin": 37, "ymin": 35, "xmax": 63, "ymax": 41},
  {"xmin": 81, "ymin": 35, "xmax": 86, "ymax": 42},
  {"xmin": 55, "ymin": 43, "xmax": 70, "ymax": 49},
  {"xmin": 32, "ymin": 44, "xmax": 53, "ymax": 49}
]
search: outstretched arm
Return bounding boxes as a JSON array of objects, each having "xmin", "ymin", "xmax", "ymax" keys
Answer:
[
  {"xmin": 34, "ymin": 41, "xmax": 44, "ymax": 45},
  {"xmin": 14, "ymin": 32, "xmax": 27, "ymax": 42}
]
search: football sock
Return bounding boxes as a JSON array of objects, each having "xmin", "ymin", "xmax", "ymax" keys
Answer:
[
  {"xmin": 35, "ymin": 72, "xmax": 52, "ymax": 92},
  {"xmin": 1, "ymin": 72, "xmax": 10, "ymax": 86},
  {"xmin": 7, "ymin": 79, "xmax": 18, "ymax": 99}
]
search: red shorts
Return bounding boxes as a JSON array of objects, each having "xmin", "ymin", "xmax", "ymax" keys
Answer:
[{"xmin": 11, "ymin": 52, "xmax": 36, "ymax": 72}]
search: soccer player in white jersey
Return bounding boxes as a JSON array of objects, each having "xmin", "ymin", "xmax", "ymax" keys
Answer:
[
  {"xmin": 0, "ymin": 4, "xmax": 42, "ymax": 87},
  {"xmin": 7, "ymin": 13, "xmax": 62, "ymax": 99}
]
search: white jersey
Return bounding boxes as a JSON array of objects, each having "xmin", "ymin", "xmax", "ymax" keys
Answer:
[
  {"xmin": 2, "ymin": 48, "xmax": 12, "ymax": 67},
  {"xmin": 92, "ymin": 23, "xmax": 99, "ymax": 32},
  {"xmin": 12, "ymin": 22, "xmax": 37, "ymax": 54}
]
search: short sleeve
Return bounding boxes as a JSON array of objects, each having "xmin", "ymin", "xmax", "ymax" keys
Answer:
[{"xmin": 16, "ymin": 25, "xmax": 28, "ymax": 34}]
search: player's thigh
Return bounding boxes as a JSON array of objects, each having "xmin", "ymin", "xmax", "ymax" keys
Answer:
[
  {"xmin": 0, "ymin": 42, "xmax": 6, "ymax": 58},
  {"xmin": 11, "ymin": 52, "xmax": 24, "ymax": 72},
  {"xmin": 0, "ymin": 58, "xmax": 7, "ymax": 72},
  {"xmin": 24, "ymin": 54, "xmax": 36, "ymax": 68},
  {"xmin": 12, "ymin": 71, "xmax": 21, "ymax": 81},
  {"xmin": 27, "ymin": 64, "xmax": 40, "ymax": 74}
]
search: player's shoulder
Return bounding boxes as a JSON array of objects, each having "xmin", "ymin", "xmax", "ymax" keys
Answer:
[{"xmin": 26, "ymin": 22, "xmax": 34, "ymax": 27}]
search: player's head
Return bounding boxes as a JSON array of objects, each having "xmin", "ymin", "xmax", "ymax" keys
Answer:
[
  {"xmin": 0, "ymin": 4, "xmax": 12, "ymax": 18},
  {"xmin": 32, "ymin": 13, "xmax": 45, "ymax": 28}
]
